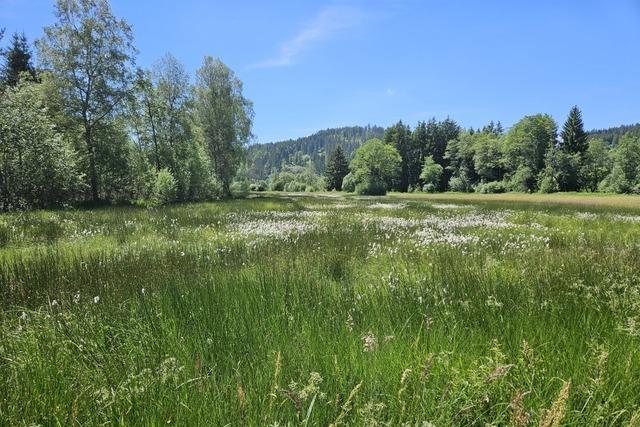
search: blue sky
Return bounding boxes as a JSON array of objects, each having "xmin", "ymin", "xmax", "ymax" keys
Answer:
[{"xmin": 2, "ymin": 0, "xmax": 639, "ymax": 143}]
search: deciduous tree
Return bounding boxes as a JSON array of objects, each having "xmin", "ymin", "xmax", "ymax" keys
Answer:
[
  {"xmin": 37, "ymin": 0, "xmax": 136, "ymax": 202},
  {"xmin": 195, "ymin": 57, "xmax": 253, "ymax": 197}
]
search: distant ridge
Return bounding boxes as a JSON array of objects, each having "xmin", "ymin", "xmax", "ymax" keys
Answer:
[
  {"xmin": 588, "ymin": 123, "xmax": 640, "ymax": 145},
  {"xmin": 247, "ymin": 125, "xmax": 384, "ymax": 179}
]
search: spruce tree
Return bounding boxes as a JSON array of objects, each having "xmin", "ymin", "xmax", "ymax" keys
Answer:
[
  {"xmin": 561, "ymin": 105, "xmax": 588, "ymax": 154},
  {"xmin": 2, "ymin": 32, "xmax": 37, "ymax": 86},
  {"xmin": 324, "ymin": 146, "xmax": 349, "ymax": 190}
]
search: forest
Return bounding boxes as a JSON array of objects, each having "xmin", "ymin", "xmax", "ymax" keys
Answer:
[
  {"xmin": 2, "ymin": 0, "xmax": 640, "ymax": 212},
  {"xmin": 0, "ymin": 1, "xmax": 253, "ymax": 211},
  {"xmin": 255, "ymin": 117, "xmax": 640, "ymax": 196}
]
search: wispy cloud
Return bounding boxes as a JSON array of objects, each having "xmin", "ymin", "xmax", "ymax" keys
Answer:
[
  {"xmin": 249, "ymin": 5, "xmax": 366, "ymax": 69},
  {"xmin": 385, "ymin": 88, "xmax": 396, "ymax": 96}
]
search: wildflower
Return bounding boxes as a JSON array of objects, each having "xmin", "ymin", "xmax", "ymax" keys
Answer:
[
  {"xmin": 73, "ymin": 291, "xmax": 81, "ymax": 304},
  {"xmin": 19, "ymin": 311, "xmax": 28, "ymax": 321},
  {"xmin": 362, "ymin": 331, "xmax": 377, "ymax": 352},
  {"xmin": 141, "ymin": 288, "xmax": 146, "ymax": 295},
  {"xmin": 383, "ymin": 335, "xmax": 395, "ymax": 343},
  {"xmin": 346, "ymin": 312, "xmax": 354, "ymax": 332},
  {"xmin": 50, "ymin": 299, "xmax": 59, "ymax": 308},
  {"xmin": 93, "ymin": 296, "xmax": 100, "ymax": 304}
]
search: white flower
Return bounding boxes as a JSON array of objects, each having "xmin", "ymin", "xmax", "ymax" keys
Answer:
[
  {"xmin": 362, "ymin": 331, "xmax": 378, "ymax": 352},
  {"xmin": 51, "ymin": 299, "xmax": 59, "ymax": 307},
  {"xmin": 19, "ymin": 311, "xmax": 28, "ymax": 321},
  {"xmin": 93, "ymin": 296, "xmax": 100, "ymax": 304},
  {"xmin": 141, "ymin": 288, "xmax": 146, "ymax": 295},
  {"xmin": 73, "ymin": 291, "xmax": 81, "ymax": 304}
]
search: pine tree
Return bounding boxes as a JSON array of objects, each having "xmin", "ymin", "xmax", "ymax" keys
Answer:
[
  {"xmin": 324, "ymin": 146, "xmax": 349, "ymax": 190},
  {"xmin": 2, "ymin": 32, "xmax": 37, "ymax": 86},
  {"xmin": 561, "ymin": 105, "xmax": 588, "ymax": 154}
]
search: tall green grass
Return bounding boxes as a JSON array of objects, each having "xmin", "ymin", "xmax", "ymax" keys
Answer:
[{"xmin": 1, "ymin": 195, "xmax": 639, "ymax": 425}]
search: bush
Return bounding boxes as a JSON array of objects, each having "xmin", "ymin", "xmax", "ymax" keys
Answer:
[
  {"xmin": 420, "ymin": 156, "xmax": 443, "ymax": 189},
  {"xmin": 150, "ymin": 168, "xmax": 177, "ymax": 206},
  {"xmin": 342, "ymin": 173, "xmax": 357, "ymax": 193},
  {"xmin": 599, "ymin": 165, "xmax": 631, "ymax": 193},
  {"xmin": 448, "ymin": 176, "xmax": 473, "ymax": 192},
  {"xmin": 284, "ymin": 181, "xmax": 306, "ymax": 192},
  {"xmin": 538, "ymin": 175, "xmax": 558, "ymax": 193},
  {"xmin": 422, "ymin": 183, "xmax": 437, "ymax": 193},
  {"xmin": 249, "ymin": 181, "xmax": 267, "ymax": 192},
  {"xmin": 476, "ymin": 181, "xmax": 507, "ymax": 194},
  {"xmin": 355, "ymin": 180, "xmax": 386, "ymax": 196},
  {"xmin": 230, "ymin": 180, "xmax": 249, "ymax": 196},
  {"xmin": 507, "ymin": 167, "xmax": 536, "ymax": 192}
]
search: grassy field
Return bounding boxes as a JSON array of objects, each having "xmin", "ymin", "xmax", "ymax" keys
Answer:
[{"xmin": 1, "ymin": 193, "xmax": 640, "ymax": 425}]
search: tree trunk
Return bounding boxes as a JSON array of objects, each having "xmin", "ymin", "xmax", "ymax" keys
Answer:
[{"xmin": 85, "ymin": 125, "xmax": 99, "ymax": 203}]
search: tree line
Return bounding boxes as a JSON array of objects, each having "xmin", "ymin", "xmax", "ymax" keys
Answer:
[
  {"xmin": 0, "ymin": 0, "xmax": 253, "ymax": 211},
  {"xmin": 283, "ymin": 109, "xmax": 640, "ymax": 196}
]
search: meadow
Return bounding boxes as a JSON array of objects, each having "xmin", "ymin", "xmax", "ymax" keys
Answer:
[{"xmin": 1, "ymin": 193, "xmax": 640, "ymax": 426}]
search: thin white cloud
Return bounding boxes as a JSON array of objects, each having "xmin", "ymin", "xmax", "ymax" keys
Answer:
[
  {"xmin": 386, "ymin": 88, "xmax": 396, "ymax": 96},
  {"xmin": 249, "ymin": 5, "xmax": 366, "ymax": 69}
]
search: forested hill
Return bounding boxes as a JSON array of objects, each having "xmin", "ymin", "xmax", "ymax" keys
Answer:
[
  {"xmin": 588, "ymin": 123, "xmax": 640, "ymax": 145},
  {"xmin": 247, "ymin": 125, "xmax": 384, "ymax": 179}
]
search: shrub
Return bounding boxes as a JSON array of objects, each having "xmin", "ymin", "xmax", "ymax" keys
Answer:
[
  {"xmin": 538, "ymin": 175, "xmax": 558, "ymax": 193},
  {"xmin": 423, "ymin": 183, "xmax": 437, "ymax": 193},
  {"xmin": 599, "ymin": 165, "xmax": 631, "ymax": 193},
  {"xmin": 249, "ymin": 181, "xmax": 267, "ymax": 192},
  {"xmin": 342, "ymin": 173, "xmax": 357, "ymax": 193},
  {"xmin": 477, "ymin": 181, "xmax": 507, "ymax": 194},
  {"xmin": 507, "ymin": 166, "xmax": 536, "ymax": 192},
  {"xmin": 230, "ymin": 180, "xmax": 250, "ymax": 196},
  {"xmin": 150, "ymin": 168, "xmax": 177, "ymax": 206},
  {"xmin": 355, "ymin": 180, "xmax": 386, "ymax": 196},
  {"xmin": 284, "ymin": 181, "xmax": 306, "ymax": 192},
  {"xmin": 420, "ymin": 156, "xmax": 443, "ymax": 188},
  {"xmin": 448, "ymin": 176, "xmax": 473, "ymax": 192}
]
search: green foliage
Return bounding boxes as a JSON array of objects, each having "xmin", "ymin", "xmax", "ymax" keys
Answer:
[
  {"xmin": 1, "ymin": 32, "xmax": 37, "ymax": 86},
  {"xmin": 472, "ymin": 132, "xmax": 503, "ymax": 182},
  {"xmin": 476, "ymin": 181, "xmax": 508, "ymax": 193},
  {"xmin": 538, "ymin": 147, "xmax": 581, "ymax": 192},
  {"xmin": 249, "ymin": 181, "xmax": 267, "ymax": 191},
  {"xmin": 150, "ymin": 168, "xmax": 177, "ymax": 206},
  {"xmin": 580, "ymin": 139, "xmax": 611, "ymax": 192},
  {"xmin": 503, "ymin": 114, "xmax": 557, "ymax": 180},
  {"xmin": 448, "ymin": 175, "xmax": 474, "ymax": 192},
  {"xmin": 419, "ymin": 155, "xmax": 443, "ymax": 188},
  {"xmin": 349, "ymin": 138, "xmax": 401, "ymax": 195},
  {"xmin": 599, "ymin": 134, "xmax": 640, "ymax": 193},
  {"xmin": 247, "ymin": 126, "xmax": 384, "ymax": 179},
  {"xmin": 341, "ymin": 172, "xmax": 357, "ymax": 193},
  {"xmin": 37, "ymin": 0, "xmax": 136, "ymax": 202},
  {"xmin": 384, "ymin": 121, "xmax": 415, "ymax": 191},
  {"xmin": 194, "ymin": 57, "xmax": 254, "ymax": 197},
  {"xmin": 355, "ymin": 180, "xmax": 386, "ymax": 195},
  {"xmin": 324, "ymin": 146, "xmax": 349, "ymax": 191},
  {"xmin": 268, "ymin": 155, "xmax": 324, "ymax": 192},
  {"xmin": 560, "ymin": 105, "xmax": 588, "ymax": 154},
  {"xmin": 507, "ymin": 166, "xmax": 536, "ymax": 192},
  {"xmin": 588, "ymin": 123, "xmax": 640, "ymax": 146},
  {"xmin": 0, "ymin": 78, "xmax": 83, "ymax": 210}
]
